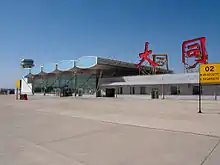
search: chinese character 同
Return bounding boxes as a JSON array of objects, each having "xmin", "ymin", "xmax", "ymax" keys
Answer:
[{"xmin": 182, "ymin": 37, "xmax": 208, "ymax": 70}]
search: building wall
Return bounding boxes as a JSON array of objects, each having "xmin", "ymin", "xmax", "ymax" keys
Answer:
[
  {"xmin": 21, "ymin": 78, "xmax": 32, "ymax": 94},
  {"xmin": 112, "ymin": 84, "xmax": 220, "ymax": 96},
  {"xmin": 100, "ymin": 73, "xmax": 220, "ymax": 99},
  {"xmin": 100, "ymin": 72, "xmax": 199, "ymax": 85},
  {"xmin": 108, "ymin": 84, "xmax": 219, "ymax": 100}
]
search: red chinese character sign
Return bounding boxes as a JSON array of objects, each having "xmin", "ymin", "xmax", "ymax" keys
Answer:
[
  {"xmin": 182, "ymin": 37, "xmax": 208, "ymax": 73},
  {"xmin": 152, "ymin": 54, "xmax": 169, "ymax": 73},
  {"xmin": 136, "ymin": 42, "xmax": 158, "ymax": 72}
]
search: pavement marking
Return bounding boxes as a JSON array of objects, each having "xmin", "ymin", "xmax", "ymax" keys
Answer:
[
  {"xmin": 33, "ymin": 107, "xmax": 220, "ymax": 139},
  {"xmin": 20, "ymin": 137, "xmax": 86, "ymax": 165},
  {"xmin": 200, "ymin": 139, "xmax": 220, "ymax": 165},
  {"xmin": 37, "ymin": 125, "xmax": 118, "ymax": 146}
]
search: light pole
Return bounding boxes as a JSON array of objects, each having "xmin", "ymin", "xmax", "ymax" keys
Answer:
[
  {"xmin": 162, "ymin": 74, "xmax": 164, "ymax": 99},
  {"xmin": 73, "ymin": 60, "xmax": 77, "ymax": 97}
]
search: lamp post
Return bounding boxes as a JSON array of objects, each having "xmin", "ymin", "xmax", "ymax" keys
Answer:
[
  {"xmin": 73, "ymin": 60, "xmax": 77, "ymax": 97},
  {"xmin": 162, "ymin": 73, "xmax": 164, "ymax": 99}
]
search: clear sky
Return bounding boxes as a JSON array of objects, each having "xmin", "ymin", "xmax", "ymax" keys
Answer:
[{"xmin": 0, "ymin": 0, "xmax": 220, "ymax": 88}]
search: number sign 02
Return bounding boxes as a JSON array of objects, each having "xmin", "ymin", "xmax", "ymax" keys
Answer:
[{"xmin": 200, "ymin": 64, "xmax": 220, "ymax": 83}]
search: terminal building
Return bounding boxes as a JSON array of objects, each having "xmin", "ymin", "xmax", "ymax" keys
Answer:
[{"xmin": 21, "ymin": 56, "xmax": 220, "ymax": 100}]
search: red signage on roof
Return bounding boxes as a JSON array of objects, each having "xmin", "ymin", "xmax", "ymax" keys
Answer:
[
  {"xmin": 182, "ymin": 37, "xmax": 208, "ymax": 71},
  {"xmin": 136, "ymin": 42, "xmax": 158, "ymax": 69}
]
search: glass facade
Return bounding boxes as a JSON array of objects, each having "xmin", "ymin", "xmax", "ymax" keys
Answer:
[{"xmin": 31, "ymin": 72, "xmax": 97, "ymax": 95}]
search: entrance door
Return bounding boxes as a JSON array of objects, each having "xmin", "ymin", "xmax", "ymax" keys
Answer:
[{"xmin": 106, "ymin": 88, "xmax": 115, "ymax": 97}]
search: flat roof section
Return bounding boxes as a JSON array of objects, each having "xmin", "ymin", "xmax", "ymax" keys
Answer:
[{"xmin": 100, "ymin": 72, "xmax": 200, "ymax": 86}]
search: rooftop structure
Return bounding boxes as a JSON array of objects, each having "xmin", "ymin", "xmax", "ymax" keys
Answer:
[{"xmin": 24, "ymin": 56, "xmax": 173, "ymax": 78}]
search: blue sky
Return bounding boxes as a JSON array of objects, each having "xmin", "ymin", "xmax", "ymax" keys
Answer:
[{"xmin": 0, "ymin": 0, "xmax": 220, "ymax": 88}]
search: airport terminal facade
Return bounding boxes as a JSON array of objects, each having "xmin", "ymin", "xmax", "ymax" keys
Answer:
[{"xmin": 21, "ymin": 56, "xmax": 220, "ymax": 99}]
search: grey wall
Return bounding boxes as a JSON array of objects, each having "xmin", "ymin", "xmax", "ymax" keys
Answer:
[
  {"xmin": 100, "ymin": 72, "xmax": 199, "ymax": 86},
  {"xmin": 100, "ymin": 73, "xmax": 220, "ymax": 96},
  {"xmin": 111, "ymin": 84, "xmax": 220, "ymax": 96}
]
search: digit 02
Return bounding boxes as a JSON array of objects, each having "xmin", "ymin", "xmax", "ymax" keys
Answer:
[{"xmin": 205, "ymin": 66, "xmax": 214, "ymax": 72}]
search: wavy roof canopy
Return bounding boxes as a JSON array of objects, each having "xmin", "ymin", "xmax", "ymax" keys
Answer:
[{"xmin": 24, "ymin": 56, "xmax": 172, "ymax": 77}]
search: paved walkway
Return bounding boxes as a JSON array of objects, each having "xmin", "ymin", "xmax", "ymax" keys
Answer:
[{"xmin": 0, "ymin": 95, "xmax": 220, "ymax": 165}]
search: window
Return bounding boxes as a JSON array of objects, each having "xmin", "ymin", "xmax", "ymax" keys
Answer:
[
  {"xmin": 130, "ymin": 87, "xmax": 135, "ymax": 94},
  {"xmin": 117, "ymin": 87, "xmax": 123, "ymax": 94},
  {"xmin": 170, "ymin": 86, "xmax": 180, "ymax": 95},
  {"xmin": 140, "ymin": 87, "xmax": 146, "ymax": 95},
  {"xmin": 192, "ymin": 86, "xmax": 202, "ymax": 95},
  {"xmin": 27, "ymin": 78, "xmax": 32, "ymax": 83}
]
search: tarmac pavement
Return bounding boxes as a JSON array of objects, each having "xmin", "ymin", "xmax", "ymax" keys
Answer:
[{"xmin": 0, "ymin": 95, "xmax": 220, "ymax": 165}]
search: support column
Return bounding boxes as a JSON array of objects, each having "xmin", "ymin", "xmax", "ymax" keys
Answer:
[
  {"xmin": 32, "ymin": 77, "xmax": 35, "ymax": 95},
  {"xmin": 95, "ymin": 71, "xmax": 102, "ymax": 97},
  {"xmin": 96, "ymin": 74, "xmax": 100, "ymax": 97},
  {"xmin": 214, "ymin": 85, "xmax": 218, "ymax": 100},
  {"xmin": 74, "ymin": 71, "xmax": 77, "ymax": 97}
]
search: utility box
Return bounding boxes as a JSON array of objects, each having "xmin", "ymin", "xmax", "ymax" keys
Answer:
[
  {"xmin": 78, "ymin": 88, "xmax": 83, "ymax": 96},
  {"xmin": 151, "ymin": 89, "xmax": 159, "ymax": 99}
]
